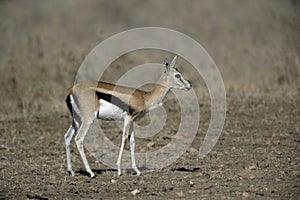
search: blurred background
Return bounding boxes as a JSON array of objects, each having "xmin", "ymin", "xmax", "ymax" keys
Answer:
[{"xmin": 0, "ymin": 0, "xmax": 299, "ymax": 120}]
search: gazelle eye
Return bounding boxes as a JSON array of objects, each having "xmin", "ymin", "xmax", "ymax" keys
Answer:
[{"xmin": 175, "ymin": 74, "xmax": 181, "ymax": 79}]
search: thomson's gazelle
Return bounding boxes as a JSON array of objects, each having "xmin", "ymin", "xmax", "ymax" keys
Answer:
[{"xmin": 64, "ymin": 56, "xmax": 192, "ymax": 177}]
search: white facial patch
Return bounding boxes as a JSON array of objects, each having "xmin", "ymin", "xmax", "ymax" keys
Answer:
[{"xmin": 98, "ymin": 99, "xmax": 126, "ymax": 120}]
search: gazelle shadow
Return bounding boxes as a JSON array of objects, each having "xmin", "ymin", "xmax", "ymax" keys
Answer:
[{"xmin": 75, "ymin": 168, "xmax": 117, "ymax": 177}]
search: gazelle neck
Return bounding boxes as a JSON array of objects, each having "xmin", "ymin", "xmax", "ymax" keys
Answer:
[{"xmin": 145, "ymin": 76, "xmax": 171, "ymax": 109}]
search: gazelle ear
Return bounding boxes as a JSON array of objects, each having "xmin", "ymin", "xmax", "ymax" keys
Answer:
[
  {"xmin": 170, "ymin": 56, "xmax": 177, "ymax": 68},
  {"xmin": 164, "ymin": 57, "xmax": 170, "ymax": 75}
]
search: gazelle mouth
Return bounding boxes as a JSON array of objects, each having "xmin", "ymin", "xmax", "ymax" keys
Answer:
[
  {"xmin": 184, "ymin": 86, "xmax": 192, "ymax": 91},
  {"xmin": 184, "ymin": 80, "xmax": 192, "ymax": 91}
]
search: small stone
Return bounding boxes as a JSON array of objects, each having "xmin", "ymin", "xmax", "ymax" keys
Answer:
[
  {"xmin": 175, "ymin": 191, "xmax": 184, "ymax": 197},
  {"xmin": 111, "ymin": 179, "xmax": 117, "ymax": 184},
  {"xmin": 242, "ymin": 192, "xmax": 250, "ymax": 197},
  {"xmin": 265, "ymin": 139, "xmax": 272, "ymax": 145},
  {"xmin": 243, "ymin": 162, "xmax": 256, "ymax": 170},
  {"xmin": 26, "ymin": 194, "xmax": 48, "ymax": 200},
  {"xmin": 238, "ymin": 170, "xmax": 256, "ymax": 179},
  {"xmin": 198, "ymin": 183, "xmax": 213, "ymax": 190},
  {"xmin": 131, "ymin": 189, "xmax": 140, "ymax": 195},
  {"xmin": 188, "ymin": 147, "xmax": 198, "ymax": 154},
  {"xmin": 254, "ymin": 138, "xmax": 262, "ymax": 145},
  {"xmin": 190, "ymin": 181, "xmax": 194, "ymax": 186},
  {"xmin": 0, "ymin": 145, "xmax": 11, "ymax": 151},
  {"xmin": 224, "ymin": 131, "xmax": 231, "ymax": 136},
  {"xmin": 147, "ymin": 141, "xmax": 155, "ymax": 148},
  {"xmin": 227, "ymin": 175, "xmax": 235, "ymax": 181}
]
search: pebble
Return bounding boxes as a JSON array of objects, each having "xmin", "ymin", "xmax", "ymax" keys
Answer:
[
  {"xmin": 198, "ymin": 183, "xmax": 213, "ymax": 190},
  {"xmin": 111, "ymin": 179, "xmax": 117, "ymax": 184},
  {"xmin": 189, "ymin": 180, "xmax": 194, "ymax": 186},
  {"xmin": 242, "ymin": 192, "xmax": 250, "ymax": 197},
  {"xmin": 238, "ymin": 170, "xmax": 256, "ymax": 179},
  {"xmin": 243, "ymin": 162, "xmax": 256, "ymax": 170},
  {"xmin": 188, "ymin": 147, "xmax": 198, "ymax": 154},
  {"xmin": 147, "ymin": 141, "xmax": 155, "ymax": 148},
  {"xmin": 131, "ymin": 189, "xmax": 140, "ymax": 195},
  {"xmin": 175, "ymin": 191, "xmax": 184, "ymax": 197}
]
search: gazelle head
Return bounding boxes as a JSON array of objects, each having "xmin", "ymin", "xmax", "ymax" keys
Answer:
[{"xmin": 162, "ymin": 56, "xmax": 192, "ymax": 91}]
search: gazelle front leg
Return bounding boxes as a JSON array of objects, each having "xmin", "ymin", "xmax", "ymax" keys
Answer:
[
  {"xmin": 129, "ymin": 124, "xmax": 141, "ymax": 176},
  {"xmin": 116, "ymin": 116, "xmax": 132, "ymax": 176}
]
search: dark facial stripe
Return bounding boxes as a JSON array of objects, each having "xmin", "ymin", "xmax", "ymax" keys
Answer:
[
  {"xmin": 179, "ymin": 77, "xmax": 186, "ymax": 85},
  {"xmin": 96, "ymin": 91, "xmax": 134, "ymax": 115}
]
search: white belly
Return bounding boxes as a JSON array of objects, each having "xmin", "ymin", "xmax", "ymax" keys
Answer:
[{"xmin": 98, "ymin": 99, "xmax": 126, "ymax": 120}]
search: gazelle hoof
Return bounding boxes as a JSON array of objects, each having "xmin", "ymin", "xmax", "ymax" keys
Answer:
[
  {"xmin": 89, "ymin": 172, "xmax": 96, "ymax": 178},
  {"xmin": 68, "ymin": 170, "xmax": 75, "ymax": 176}
]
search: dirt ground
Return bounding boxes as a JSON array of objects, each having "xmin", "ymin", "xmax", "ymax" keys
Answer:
[{"xmin": 0, "ymin": 0, "xmax": 299, "ymax": 199}]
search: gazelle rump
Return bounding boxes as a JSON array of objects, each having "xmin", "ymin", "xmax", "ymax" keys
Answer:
[{"xmin": 64, "ymin": 56, "xmax": 192, "ymax": 177}]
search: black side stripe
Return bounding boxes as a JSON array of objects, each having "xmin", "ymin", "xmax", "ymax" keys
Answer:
[
  {"xmin": 65, "ymin": 94, "xmax": 72, "ymax": 114},
  {"xmin": 96, "ymin": 91, "xmax": 134, "ymax": 115},
  {"xmin": 65, "ymin": 94, "xmax": 81, "ymax": 127}
]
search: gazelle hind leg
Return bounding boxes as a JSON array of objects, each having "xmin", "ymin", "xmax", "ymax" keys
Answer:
[
  {"xmin": 129, "ymin": 125, "xmax": 141, "ymax": 176},
  {"xmin": 116, "ymin": 116, "xmax": 131, "ymax": 176},
  {"xmin": 64, "ymin": 124, "xmax": 76, "ymax": 176},
  {"xmin": 75, "ymin": 115, "xmax": 96, "ymax": 177}
]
